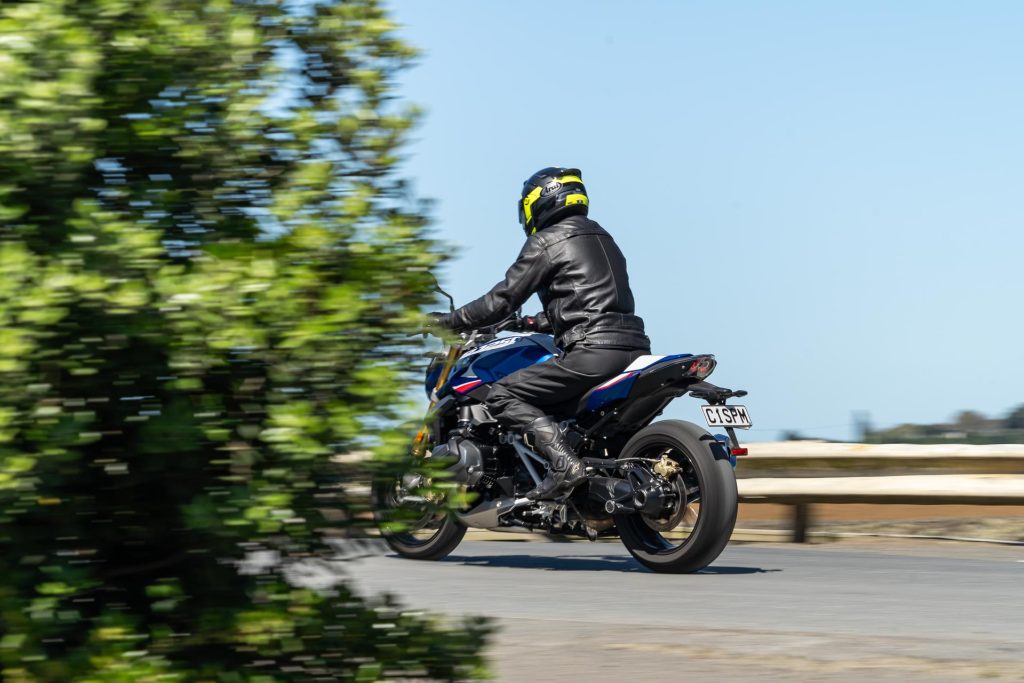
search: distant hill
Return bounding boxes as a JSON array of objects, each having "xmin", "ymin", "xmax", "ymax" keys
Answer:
[{"xmin": 862, "ymin": 405, "xmax": 1024, "ymax": 444}]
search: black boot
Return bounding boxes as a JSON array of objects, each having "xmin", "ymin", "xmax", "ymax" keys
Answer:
[{"xmin": 523, "ymin": 416, "xmax": 587, "ymax": 500}]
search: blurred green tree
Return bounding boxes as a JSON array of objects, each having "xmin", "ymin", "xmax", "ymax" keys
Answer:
[
  {"xmin": 1006, "ymin": 405, "xmax": 1024, "ymax": 430},
  {"xmin": 954, "ymin": 410, "xmax": 987, "ymax": 433},
  {"xmin": 0, "ymin": 1, "xmax": 487, "ymax": 680}
]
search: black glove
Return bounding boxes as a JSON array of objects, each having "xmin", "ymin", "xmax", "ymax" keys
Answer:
[{"xmin": 427, "ymin": 311, "xmax": 455, "ymax": 330}]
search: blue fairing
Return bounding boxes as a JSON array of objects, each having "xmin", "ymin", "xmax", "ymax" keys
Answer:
[
  {"xmin": 428, "ymin": 339, "xmax": 695, "ymax": 412},
  {"xmin": 434, "ymin": 334, "xmax": 560, "ymax": 396},
  {"xmin": 424, "ymin": 361, "xmax": 443, "ymax": 397},
  {"xmin": 584, "ymin": 373, "xmax": 638, "ymax": 410}
]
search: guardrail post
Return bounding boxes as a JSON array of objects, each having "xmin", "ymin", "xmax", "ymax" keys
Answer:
[{"xmin": 792, "ymin": 503, "xmax": 810, "ymax": 543}]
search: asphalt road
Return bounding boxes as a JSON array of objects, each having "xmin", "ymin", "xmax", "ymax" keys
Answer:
[{"xmin": 339, "ymin": 539, "xmax": 1024, "ymax": 682}]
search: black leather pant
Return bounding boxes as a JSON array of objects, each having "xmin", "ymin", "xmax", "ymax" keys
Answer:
[{"xmin": 485, "ymin": 343, "xmax": 649, "ymax": 430}]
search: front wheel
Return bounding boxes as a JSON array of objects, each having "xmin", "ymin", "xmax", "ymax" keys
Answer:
[
  {"xmin": 372, "ymin": 475, "xmax": 467, "ymax": 561},
  {"xmin": 614, "ymin": 420, "xmax": 738, "ymax": 573}
]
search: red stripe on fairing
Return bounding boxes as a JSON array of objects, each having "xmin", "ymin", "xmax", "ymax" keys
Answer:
[
  {"xmin": 593, "ymin": 371, "xmax": 636, "ymax": 391},
  {"xmin": 454, "ymin": 380, "xmax": 484, "ymax": 393}
]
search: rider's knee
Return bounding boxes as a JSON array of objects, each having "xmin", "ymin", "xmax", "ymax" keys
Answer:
[{"xmin": 485, "ymin": 384, "xmax": 512, "ymax": 410}]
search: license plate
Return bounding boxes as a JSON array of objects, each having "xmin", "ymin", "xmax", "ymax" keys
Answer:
[{"xmin": 701, "ymin": 404, "xmax": 752, "ymax": 429}]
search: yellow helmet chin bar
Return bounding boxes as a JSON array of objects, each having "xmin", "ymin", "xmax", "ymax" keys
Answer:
[
  {"xmin": 522, "ymin": 175, "xmax": 588, "ymax": 235},
  {"xmin": 522, "ymin": 185, "xmax": 543, "ymax": 233}
]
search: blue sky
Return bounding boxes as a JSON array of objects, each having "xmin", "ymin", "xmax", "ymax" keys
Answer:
[{"xmin": 386, "ymin": 0, "xmax": 1024, "ymax": 441}]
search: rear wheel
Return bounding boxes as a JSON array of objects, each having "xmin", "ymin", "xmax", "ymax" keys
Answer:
[
  {"xmin": 372, "ymin": 474, "xmax": 466, "ymax": 561},
  {"xmin": 614, "ymin": 420, "xmax": 737, "ymax": 573}
]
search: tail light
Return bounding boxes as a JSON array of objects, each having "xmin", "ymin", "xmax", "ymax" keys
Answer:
[
  {"xmin": 730, "ymin": 447, "xmax": 748, "ymax": 456},
  {"xmin": 687, "ymin": 356, "xmax": 715, "ymax": 379}
]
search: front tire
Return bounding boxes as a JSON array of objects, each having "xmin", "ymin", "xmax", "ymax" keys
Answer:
[
  {"xmin": 614, "ymin": 420, "xmax": 738, "ymax": 573},
  {"xmin": 372, "ymin": 478, "xmax": 467, "ymax": 561}
]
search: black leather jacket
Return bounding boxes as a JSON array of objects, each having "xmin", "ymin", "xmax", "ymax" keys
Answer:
[{"xmin": 449, "ymin": 216, "xmax": 649, "ymax": 349}]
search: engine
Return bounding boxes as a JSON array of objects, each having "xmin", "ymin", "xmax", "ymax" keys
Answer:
[{"xmin": 432, "ymin": 436, "xmax": 485, "ymax": 486}]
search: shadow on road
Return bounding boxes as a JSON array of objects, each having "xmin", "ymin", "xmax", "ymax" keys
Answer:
[
  {"xmin": 442, "ymin": 553, "xmax": 779, "ymax": 574},
  {"xmin": 445, "ymin": 553, "xmax": 645, "ymax": 572},
  {"xmin": 699, "ymin": 565, "xmax": 781, "ymax": 575}
]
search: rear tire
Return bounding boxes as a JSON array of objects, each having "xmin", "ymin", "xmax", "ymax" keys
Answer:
[
  {"xmin": 372, "ymin": 478, "xmax": 467, "ymax": 561},
  {"xmin": 614, "ymin": 420, "xmax": 738, "ymax": 573}
]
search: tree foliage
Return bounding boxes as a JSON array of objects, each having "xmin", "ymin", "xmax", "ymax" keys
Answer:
[
  {"xmin": 1005, "ymin": 405, "xmax": 1024, "ymax": 431},
  {"xmin": 0, "ymin": 1, "xmax": 487, "ymax": 680}
]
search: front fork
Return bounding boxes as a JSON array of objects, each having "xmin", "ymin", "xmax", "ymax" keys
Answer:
[{"xmin": 411, "ymin": 343, "xmax": 463, "ymax": 457}]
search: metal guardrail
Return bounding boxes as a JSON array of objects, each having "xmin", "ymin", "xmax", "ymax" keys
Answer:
[
  {"xmin": 736, "ymin": 443, "xmax": 1024, "ymax": 542},
  {"xmin": 735, "ymin": 442, "xmax": 1024, "ymax": 477}
]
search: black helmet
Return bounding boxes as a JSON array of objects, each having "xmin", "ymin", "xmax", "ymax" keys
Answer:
[{"xmin": 517, "ymin": 167, "xmax": 589, "ymax": 236}]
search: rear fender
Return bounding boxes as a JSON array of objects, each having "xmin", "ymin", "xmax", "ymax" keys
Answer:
[{"xmin": 620, "ymin": 419, "xmax": 732, "ymax": 465}]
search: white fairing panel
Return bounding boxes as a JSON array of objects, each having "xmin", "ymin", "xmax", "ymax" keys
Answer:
[{"xmin": 621, "ymin": 355, "xmax": 667, "ymax": 372}]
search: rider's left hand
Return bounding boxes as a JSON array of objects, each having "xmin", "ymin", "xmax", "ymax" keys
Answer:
[{"xmin": 427, "ymin": 311, "xmax": 455, "ymax": 330}]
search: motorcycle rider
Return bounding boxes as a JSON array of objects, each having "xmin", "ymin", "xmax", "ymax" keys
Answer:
[{"xmin": 432, "ymin": 167, "xmax": 650, "ymax": 500}]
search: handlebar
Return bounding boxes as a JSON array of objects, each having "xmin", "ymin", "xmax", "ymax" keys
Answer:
[
  {"xmin": 417, "ymin": 313, "xmax": 525, "ymax": 345},
  {"xmin": 488, "ymin": 315, "xmax": 525, "ymax": 334},
  {"xmin": 457, "ymin": 315, "xmax": 523, "ymax": 345}
]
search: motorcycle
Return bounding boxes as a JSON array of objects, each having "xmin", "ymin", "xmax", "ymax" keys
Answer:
[{"xmin": 373, "ymin": 284, "xmax": 751, "ymax": 573}]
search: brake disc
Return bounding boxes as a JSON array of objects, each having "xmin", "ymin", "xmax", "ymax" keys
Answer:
[{"xmin": 642, "ymin": 450, "xmax": 690, "ymax": 532}]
